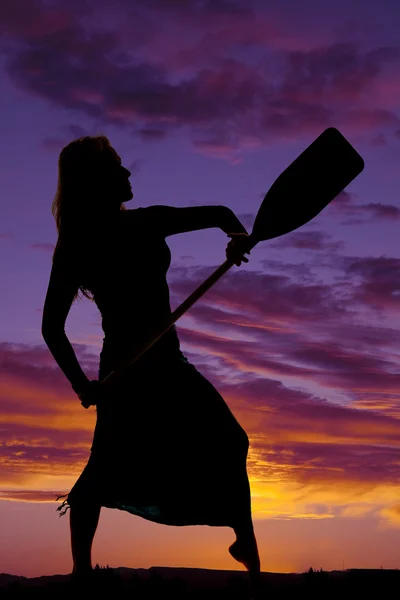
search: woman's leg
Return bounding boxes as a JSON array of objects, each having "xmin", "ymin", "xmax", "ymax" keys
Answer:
[
  {"xmin": 70, "ymin": 502, "xmax": 101, "ymax": 574},
  {"xmin": 229, "ymin": 471, "xmax": 261, "ymax": 573},
  {"xmin": 230, "ymin": 516, "xmax": 260, "ymax": 573},
  {"xmin": 230, "ymin": 512, "xmax": 262, "ymax": 598}
]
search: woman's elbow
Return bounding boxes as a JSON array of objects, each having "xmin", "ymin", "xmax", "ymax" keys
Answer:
[{"xmin": 41, "ymin": 324, "xmax": 52, "ymax": 343}]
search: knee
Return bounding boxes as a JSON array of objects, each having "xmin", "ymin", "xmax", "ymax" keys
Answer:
[
  {"xmin": 67, "ymin": 489, "xmax": 90, "ymax": 511},
  {"xmin": 69, "ymin": 492, "xmax": 98, "ymax": 511}
]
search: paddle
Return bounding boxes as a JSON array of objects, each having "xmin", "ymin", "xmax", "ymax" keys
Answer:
[{"xmin": 97, "ymin": 127, "xmax": 364, "ymax": 390}]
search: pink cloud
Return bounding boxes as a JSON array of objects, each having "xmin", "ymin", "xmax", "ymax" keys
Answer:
[
  {"xmin": 0, "ymin": 490, "xmax": 67, "ymax": 502},
  {"xmin": 0, "ymin": 0, "xmax": 76, "ymax": 39},
  {"xmin": 250, "ymin": 441, "xmax": 400, "ymax": 486}
]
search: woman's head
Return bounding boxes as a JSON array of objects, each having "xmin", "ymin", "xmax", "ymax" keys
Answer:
[
  {"xmin": 52, "ymin": 134, "xmax": 133, "ymax": 235},
  {"xmin": 52, "ymin": 134, "xmax": 133, "ymax": 301}
]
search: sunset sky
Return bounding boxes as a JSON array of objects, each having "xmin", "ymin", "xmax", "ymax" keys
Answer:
[{"xmin": 2, "ymin": 0, "xmax": 400, "ymax": 578}]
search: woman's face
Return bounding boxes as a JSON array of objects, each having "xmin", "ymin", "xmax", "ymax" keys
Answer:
[{"xmin": 103, "ymin": 147, "xmax": 133, "ymax": 204}]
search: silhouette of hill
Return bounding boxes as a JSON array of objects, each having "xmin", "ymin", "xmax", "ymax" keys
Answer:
[{"xmin": 1, "ymin": 566, "xmax": 399, "ymax": 598}]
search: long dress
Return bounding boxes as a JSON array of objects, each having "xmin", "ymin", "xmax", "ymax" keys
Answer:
[{"xmin": 57, "ymin": 206, "xmax": 251, "ymax": 528}]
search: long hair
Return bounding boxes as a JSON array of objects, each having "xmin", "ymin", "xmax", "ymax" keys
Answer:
[{"xmin": 51, "ymin": 134, "xmax": 127, "ymax": 303}]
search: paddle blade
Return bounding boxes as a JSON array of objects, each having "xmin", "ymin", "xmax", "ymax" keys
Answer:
[{"xmin": 251, "ymin": 127, "xmax": 364, "ymax": 243}]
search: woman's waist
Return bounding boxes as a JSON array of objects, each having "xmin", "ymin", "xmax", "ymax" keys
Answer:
[
  {"xmin": 101, "ymin": 321, "xmax": 180, "ymax": 346},
  {"xmin": 99, "ymin": 325, "xmax": 183, "ymax": 377}
]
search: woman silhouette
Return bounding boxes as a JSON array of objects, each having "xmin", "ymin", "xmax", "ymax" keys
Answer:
[{"xmin": 42, "ymin": 135, "xmax": 260, "ymax": 584}]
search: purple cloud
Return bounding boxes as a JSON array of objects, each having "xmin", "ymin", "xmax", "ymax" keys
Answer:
[
  {"xmin": 0, "ymin": 341, "xmax": 99, "ymax": 392},
  {"xmin": 326, "ymin": 190, "xmax": 400, "ymax": 225},
  {"xmin": 137, "ymin": 128, "xmax": 168, "ymax": 141},
  {"xmin": 269, "ymin": 230, "xmax": 345, "ymax": 252},
  {"xmin": 30, "ymin": 242, "xmax": 55, "ymax": 252},
  {"xmin": 165, "ymin": 255, "xmax": 400, "ymax": 422},
  {"xmin": 2, "ymin": 242, "xmax": 400, "ymax": 501},
  {"xmin": 42, "ymin": 137, "xmax": 65, "ymax": 152},
  {"xmin": 342, "ymin": 256, "xmax": 400, "ymax": 311},
  {"xmin": 1, "ymin": 2, "xmax": 399, "ymax": 159},
  {"xmin": 363, "ymin": 203, "xmax": 400, "ymax": 220}
]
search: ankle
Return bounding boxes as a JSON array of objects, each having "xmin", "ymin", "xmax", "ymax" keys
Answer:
[
  {"xmin": 234, "ymin": 525, "xmax": 255, "ymax": 542},
  {"xmin": 73, "ymin": 563, "xmax": 93, "ymax": 575}
]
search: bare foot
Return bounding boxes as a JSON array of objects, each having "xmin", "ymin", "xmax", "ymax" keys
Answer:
[{"xmin": 229, "ymin": 537, "xmax": 261, "ymax": 573}]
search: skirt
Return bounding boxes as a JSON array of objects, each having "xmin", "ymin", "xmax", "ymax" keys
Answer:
[{"xmin": 57, "ymin": 351, "xmax": 251, "ymax": 528}]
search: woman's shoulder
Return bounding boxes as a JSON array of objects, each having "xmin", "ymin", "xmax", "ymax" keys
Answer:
[
  {"xmin": 122, "ymin": 205, "xmax": 165, "ymax": 233},
  {"xmin": 123, "ymin": 206, "xmax": 157, "ymax": 218}
]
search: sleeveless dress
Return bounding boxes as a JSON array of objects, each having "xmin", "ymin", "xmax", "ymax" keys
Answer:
[{"xmin": 57, "ymin": 207, "xmax": 251, "ymax": 527}]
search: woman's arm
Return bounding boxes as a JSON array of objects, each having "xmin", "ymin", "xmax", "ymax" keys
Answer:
[
  {"xmin": 142, "ymin": 205, "xmax": 248, "ymax": 237},
  {"xmin": 41, "ymin": 254, "xmax": 89, "ymax": 395}
]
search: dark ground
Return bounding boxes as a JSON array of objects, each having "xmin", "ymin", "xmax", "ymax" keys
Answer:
[{"xmin": 1, "ymin": 566, "xmax": 399, "ymax": 599}]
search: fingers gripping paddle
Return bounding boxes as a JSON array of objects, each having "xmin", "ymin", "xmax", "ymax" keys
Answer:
[{"xmin": 101, "ymin": 127, "xmax": 364, "ymax": 387}]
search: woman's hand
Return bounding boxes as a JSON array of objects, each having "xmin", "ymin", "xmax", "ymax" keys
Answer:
[
  {"xmin": 78, "ymin": 380, "xmax": 107, "ymax": 409},
  {"xmin": 226, "ymin": 232, "xmax": 252, "ymax": 266}
]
